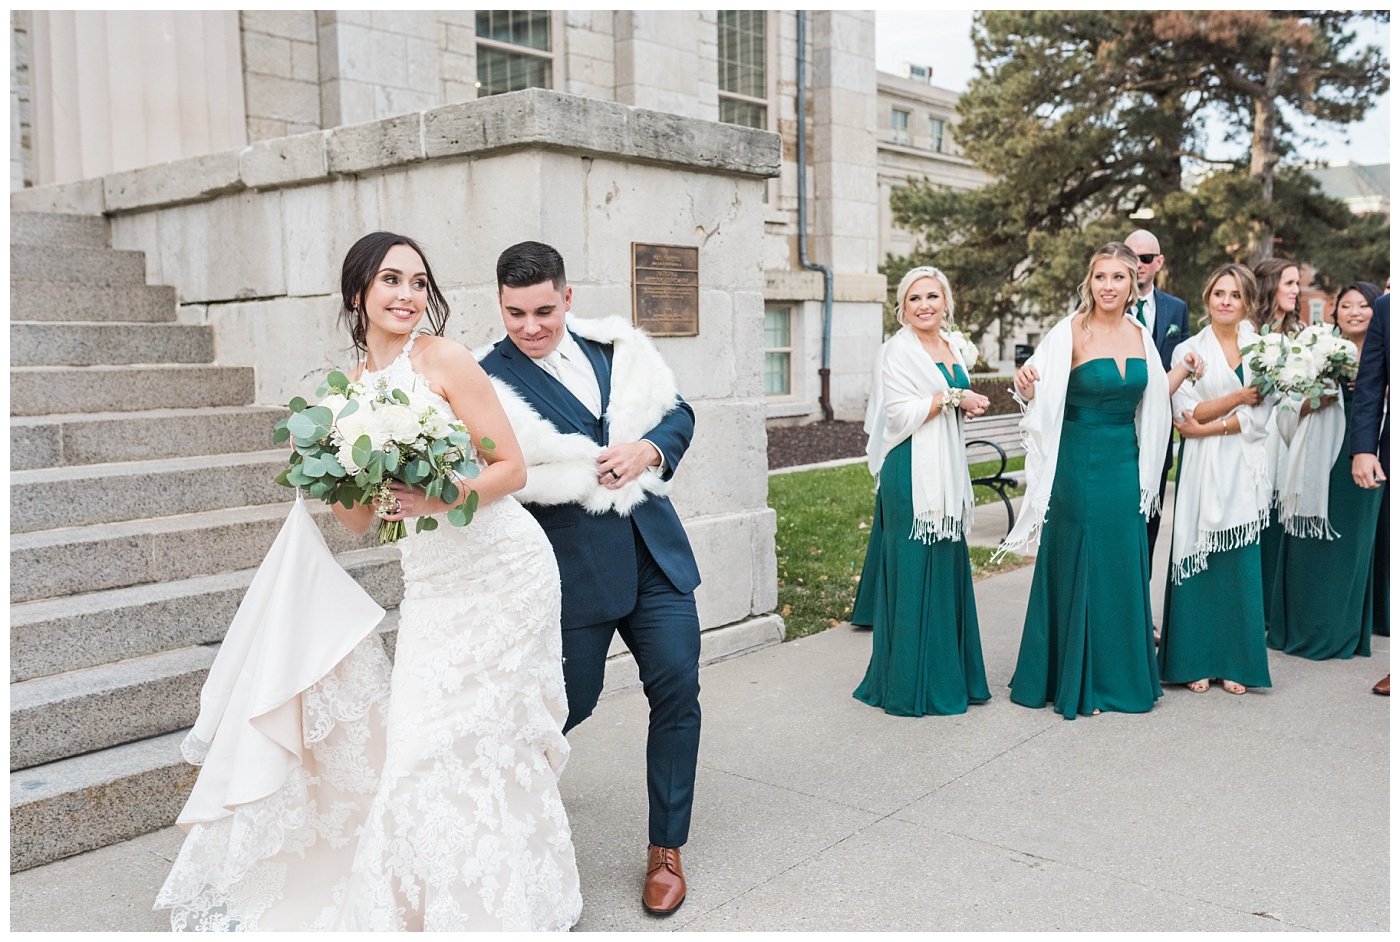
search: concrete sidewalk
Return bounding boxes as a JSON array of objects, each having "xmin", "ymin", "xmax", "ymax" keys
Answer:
[{"xmin": 10, "ymin": 548, "xmax": 1389, "ymax": 931}]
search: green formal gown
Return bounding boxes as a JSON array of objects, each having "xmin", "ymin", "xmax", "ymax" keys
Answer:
[
  {"xmin": 853, "ymin": 363, "xmax": 991, "ymax": 716},
  {"xmin": 1010, "ymin": 358, "xmax": 1162, "ymax": 719},
  {"xmin": 1267, "ymin": 382, "xmax": 1386, "ymax": 659},
  {"xmin": 1260, "ymin": 509, "xmax": 1285, "ymax": 637}
]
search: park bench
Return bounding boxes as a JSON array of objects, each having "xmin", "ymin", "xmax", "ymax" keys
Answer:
[{"xmin": 964, "ymin": 412, "xmax": 1025, "ymax": 535}]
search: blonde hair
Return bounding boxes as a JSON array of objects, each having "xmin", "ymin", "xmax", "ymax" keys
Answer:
[
  {"xmin": 1074, "ymin": 242, "xmax": 1141, "ymax": 334},
  {"xmin": 895, "ymin": 266, "xmax": 956, "ymax": 326}
]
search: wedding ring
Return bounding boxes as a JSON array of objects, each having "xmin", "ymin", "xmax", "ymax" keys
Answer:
[{"xmin": 607, "ymin": 469, "xmax": 619, "ymax": 481}]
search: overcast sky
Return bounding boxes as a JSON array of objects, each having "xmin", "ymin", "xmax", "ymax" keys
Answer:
[{"xmin": 875, "ymin": 11, "xmax": 1391, "ymax": 167}]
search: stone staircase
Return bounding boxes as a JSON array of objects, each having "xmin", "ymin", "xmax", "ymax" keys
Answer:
[{"xmin": 8, "ymin": 212, "xmax": 403, "ymax": 872}]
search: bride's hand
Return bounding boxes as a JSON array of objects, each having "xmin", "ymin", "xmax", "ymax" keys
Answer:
[{"xmin": 381, "ymin": 481, "xmax": 449, "ymax": 519}]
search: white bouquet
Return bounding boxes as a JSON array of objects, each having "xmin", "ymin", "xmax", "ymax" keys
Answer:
[
  {"xmin": 274, "ymin": 370, "xmax": 487, "ymax": 542},
  {"xmin": 1241, "ymin": 323, "xmax": 1358, "ymax": 412}
]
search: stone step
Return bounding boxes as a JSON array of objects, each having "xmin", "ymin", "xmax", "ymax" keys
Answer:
[
  {"xmin": 11, "ymin": 321, "xmax": 214, "ymax": 367},
  {"xmin": 11, "ymin": 404, "xmax": 284, "ymax": 472},
  {"xmin": 10, "ymin": 731, "xmax": 196, "ymax": 872},
  {"xmin": 11, "ymin": 646, "xmax": 216, "ymax": 771},
  {"xmin": 11, "ymin": 501, "xmax": 378, "ymax": 603},
  {"xmin": 11, "ymin": 364, "xmax": 256, "ymax": 416},
  {"xmin": 11, "ymin": 449, "xmax": 290, "ymax": 533},
  {"xmin": 11, "ymin": 546, "xmax": 402, "ymax": 682},
  {"xmin": 11, "ymin": 212, "xmax": 108, "ymax": 248},
  {"xmin": 11, "ymin": 244, "xmax": 147, "ymax": 286},
  {"xmin": 10, "ymin": 281, "xmax": 178, "ymax": 323},
  {"xmin": 8, "ymin": 613, "xmax": 403, "ymax": 872}
]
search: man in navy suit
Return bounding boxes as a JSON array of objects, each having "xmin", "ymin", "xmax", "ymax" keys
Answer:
[
  {"xmin": 478, "ymin": 241, "xmax": 701, "ymax": 915},
  {"xmin": 1350, "ymin": 292, "xmax": 1389, "ymax": 695},
  {"xmin": 1125, "ymin": 229, "xmax": 1191, "ymax": 579}
]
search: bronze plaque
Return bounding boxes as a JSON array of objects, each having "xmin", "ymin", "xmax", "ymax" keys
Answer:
[{"xmin": 632, "ymin": 242, "xmax": 700, "ymax": 337}]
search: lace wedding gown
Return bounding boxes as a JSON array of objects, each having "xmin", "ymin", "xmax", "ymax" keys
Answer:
[{"xmin": 156, "ymin": 337, "xmax": 582, "ymax": 931}]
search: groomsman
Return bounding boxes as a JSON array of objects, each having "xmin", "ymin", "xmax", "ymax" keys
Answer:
[
  {"xmin": 1350, "ymin": 292, "xmax": 1389, "ymax": 696},
  {"xmin": 1124, "ymin": 229, "xmax": 1191, "ymax": 576}
]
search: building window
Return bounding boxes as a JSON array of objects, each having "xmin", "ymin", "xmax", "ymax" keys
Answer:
[
  {"xmin": 764, "ymin": 305, "xmax": 793, "ymax": 396},
  {"xmin": 1309, "ymin": 298, "xmax": 1325, "ymax": 324},
  {"xmin": 929, "ymin": 117, "xmax": 945, "ymax": 153},
  {"xmin": 718, "ymin": 11, "xmax": 767, "ymax": 129},
  {"xmin": 891, "ymin": 108, "xmax": 910, "ymax": 145},
  {"xmin": 476, "ymin": 10, "xmax": 552, "ymax": 97}
]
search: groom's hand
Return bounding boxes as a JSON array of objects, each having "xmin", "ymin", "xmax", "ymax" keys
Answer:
[{"xmin": 598, "ymin": 441, "xmax": 661, "ymax": 489}]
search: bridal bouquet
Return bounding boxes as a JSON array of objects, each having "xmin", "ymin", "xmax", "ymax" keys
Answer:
[
  {"xmin": 945, "ymin": 327, "xmax": 980, "ymax": 368},
  {"xmin": 1242, "ymin": 323, "xmax": 1359, "ymax": 412},
  {"xmin": 273, "ymin": 370, "xmax": 487, "ymax": 543}
]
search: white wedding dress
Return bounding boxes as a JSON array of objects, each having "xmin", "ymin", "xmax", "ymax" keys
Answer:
[{"xmin": 156, "ymin": 336, "xmax": 582, "ymax": 931}]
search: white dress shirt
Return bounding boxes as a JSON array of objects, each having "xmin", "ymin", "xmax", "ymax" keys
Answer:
[
  {"xmin": 530, "ymin": 330, "xmax": 667, "ymax": 474},
  {"xmin": 1136, "ymin": 291, "xmax": 1158, "ymax": 335}
]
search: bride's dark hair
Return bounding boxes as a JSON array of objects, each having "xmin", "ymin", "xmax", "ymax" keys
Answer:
[{"xmin": 339, "ymin": 231, "xmax": 450, "ymax": 356}]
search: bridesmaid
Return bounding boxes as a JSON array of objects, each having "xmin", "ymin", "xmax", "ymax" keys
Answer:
[
  {"xmin": 1001, "ymin": 242, "xmax": 1171, "ymax": 719},
  {"xmin": 1158, "ymin": 264, "xmax": 1274, "ymax": 694},
  {"xmin": 1268, "ymin": 281, "xmax": 1386, "ymax": 659},
  {"xmin": 1250, "ymin": 257, "xmax": 1303, "ymax": 633},
  {"xmin": 851, "ymin": 266, "xmax": 993, "ymax": 716}
]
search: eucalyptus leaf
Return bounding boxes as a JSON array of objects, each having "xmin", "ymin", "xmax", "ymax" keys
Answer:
[
  {"xmin": 289, "ymin": 396, "xmax": 308, "ymax": 413},
  {"xmin": 383, "ymin": 446, "xmax": 401, "ymax": 472},
  {"xmin": 442, "ymin": 480, "xmax": 460, "ymax": 505},
  {"xmin": 392, "ymin": 388, "xmax": 411, "ymax": 406},
  {"xmin": 274, "ymin": 468, "xmax": 293, "ymax": 487},
  {"xmin": 338, "ymin": 398, "xmax": 360, "ymax": 419},
  {"xmin": 272, "ymin": 425, "xmax": 291, "ymax": 444},
  {"xmin": 321, "ymin": 453, "xmax": 346, "ymax": 478},
  {"xmin": 301, "ymin": 455, "xmax": 326, "ymax": 478},
  {"xmin": 287, "ymin": 412, "xmax": 318, "ymax": 439},
  {"xmin": 352, "ymin": 434, "xmax": 374, "ymax": 469},
  {"xmin": 305, "ymin": 405, "xmax": 335, "ymax": 426},
  {"xmin": 447, "ymin": 505, "xmax": 468, "ymax": 527},
  {"xmin": 426, "ymin": 477, "xmax": 442, "ymax": 499},
  {"xmin": 481, "ymin": 437, "xmax": 496, "ymax": 451},
  {"xmin": 448, "ymin": 430, "xmax": 470, "ymax": 446},
  {"xmin": 328, "ymin": 370, "xmax": 349, "ymax": 391}
]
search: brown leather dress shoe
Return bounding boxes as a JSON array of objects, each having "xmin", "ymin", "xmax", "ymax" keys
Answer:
[
  {"xmin": 643, "ymin": 845, "xmax": 686, "ymax": 916},
  {"xmin": 1373, "ymin": 674, "xmax": 1390, "ymax": 696}
]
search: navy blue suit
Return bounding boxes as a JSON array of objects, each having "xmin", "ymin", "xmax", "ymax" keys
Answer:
[
  {"xmin": 1146, "ymin": 289, "xmax": 1191, "ymax": 566},
  {"xmin": 479, "ymin": 330, "xmax": 702, "ymax": 848},
  {"xmin": 1350, "ymin": 295, "xmax": 1389, "ymax": 638}
]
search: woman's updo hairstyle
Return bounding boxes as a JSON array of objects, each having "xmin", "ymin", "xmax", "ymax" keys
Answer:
[{"xmin": 339, "ymin": 231, "xmax": 450, "ymax": 356}]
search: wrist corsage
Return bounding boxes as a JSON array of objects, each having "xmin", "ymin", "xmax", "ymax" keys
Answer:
[{"xmin": 943, "ymin": 388, "xmax": 967, "ymax": 410}]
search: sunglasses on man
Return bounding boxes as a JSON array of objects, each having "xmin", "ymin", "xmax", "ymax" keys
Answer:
[{"xmin": 1137, "ymin": 253, "xmax": 1159, "ymax": 264}]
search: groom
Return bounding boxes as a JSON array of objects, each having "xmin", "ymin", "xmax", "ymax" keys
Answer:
[{"xmin": 479, "ymin": 241, "xmax": 702, "ymax": 916}]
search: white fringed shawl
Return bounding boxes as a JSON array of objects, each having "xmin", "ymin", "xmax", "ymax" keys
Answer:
[
  {"xmin": 1274, "ymin": 387, "xmax": 1347, "ymax": 539},
  {"xmin": 862, "ymin": 326, "xmax": 974, "ymax": 542},
  {"xmin": 997, "ymin": 312, "xmax": 1171, "ymax": 557},
  {"xmin": 1168, "ymin": 324, "xmax": 1275, "ymax": 583}
]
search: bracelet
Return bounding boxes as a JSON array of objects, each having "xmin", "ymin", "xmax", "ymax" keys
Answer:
[
  {"xmin": 943, "ymin": 388, "xmax": 967, "ymax": 409},
  {"xmin": 1219, "ymin": 418, "xmax": 1228, "ymax": 436}
]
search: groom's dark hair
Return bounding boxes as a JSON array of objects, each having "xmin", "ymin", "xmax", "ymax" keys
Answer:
[{"xmin": 497, "ymin": 241, "xmax": 567, "ymax": 293}]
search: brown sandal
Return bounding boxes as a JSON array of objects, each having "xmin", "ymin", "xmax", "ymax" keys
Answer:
[
  {"xmin": 1222, "ymin": 679, "xmax": 1246, "ymax": 695},
  {"xmin": 1186, "ymin": 678, "xmax": 1210, "ymax": 693}
]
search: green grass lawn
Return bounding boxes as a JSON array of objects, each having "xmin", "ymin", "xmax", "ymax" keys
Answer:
[{"xmin": 769, "ymin": 458, "xmax": 1027, "ymax": 641}]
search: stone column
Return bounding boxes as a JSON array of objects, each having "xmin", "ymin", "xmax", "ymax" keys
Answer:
[
  {"xmin": 612, "ymin": 10, "xmax": 718, "ymax": 121},
  {"xmin": 316, "ymin": 11, "xmax": 443, "ymax": 127}
]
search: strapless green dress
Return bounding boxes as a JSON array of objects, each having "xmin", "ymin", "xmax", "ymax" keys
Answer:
[
  {"xmin": 1267, "ymin": 382, "xmax": 1387, "ymax": 659},
  {"xmin": 852, "ymin": 363, "xmax": 990, "ymax": 716},
  {"xmin": 1010, "ymin": 358, "xmax": 1161, "ymax": 719},
  {"xmin": 1157, "ymin": 367, "xmax": 1272, "ymax": 687}
]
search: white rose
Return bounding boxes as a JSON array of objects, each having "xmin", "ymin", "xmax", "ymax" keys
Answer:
[
  {"xmin": 318, "ymin": 393, "xmax": 350, "ymax": 421},
  {"xmin": 336, "ymin": 408, "xmax": 388, "ymax": 453},
  {"xmin": 336, "ymin": 441, "xmax": 364, "ymax": 473},
  {"xmin": 376, "ymin": 403, "xmax": 422, "ymax": 445}
]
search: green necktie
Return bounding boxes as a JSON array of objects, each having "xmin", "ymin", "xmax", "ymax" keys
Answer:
[{"xmin": 1135, "ymin": 299, "xmax": 1147, "ymax": 325}]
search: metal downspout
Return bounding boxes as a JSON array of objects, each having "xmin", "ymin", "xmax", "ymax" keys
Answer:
[{"xmin": 796, "ymin": 10, "xmax": 835, "ymax": 421}]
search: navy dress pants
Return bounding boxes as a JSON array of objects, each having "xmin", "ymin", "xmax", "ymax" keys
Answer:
[{"xmin": 560, "ymin": 525, "xmax": 702, "ymax": 848}]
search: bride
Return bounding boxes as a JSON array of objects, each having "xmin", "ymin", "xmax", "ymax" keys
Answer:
[{"xmin": 156, "ymin": 232, "xmax": 582, "ymax": 930}]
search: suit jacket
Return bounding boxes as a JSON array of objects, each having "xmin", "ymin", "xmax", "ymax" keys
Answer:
[
  {"xmin": 479, "ymin": 330, "xmax": 701, "ymax": 629},
  {"xmin": 1150, "ymin": 289, "xmax": 1190, "ymax": 371},
  {"xmin": 1350, "ymin": 293, "xmax": 1389, "ymax": 475}
]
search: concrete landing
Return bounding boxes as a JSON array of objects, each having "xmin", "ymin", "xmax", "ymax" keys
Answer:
[{"xmin": 10, "ymin": 556, "xmax": 1388, "ymax": 931}]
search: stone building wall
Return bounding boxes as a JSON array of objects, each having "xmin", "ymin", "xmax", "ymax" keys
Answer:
[
  {"xmin": 240, "ymin": 11, "xmax": 321, "ymax": 141},
  {"xmin": 11, "ymin": 89, "xmax": 785, "ymax": 656}
]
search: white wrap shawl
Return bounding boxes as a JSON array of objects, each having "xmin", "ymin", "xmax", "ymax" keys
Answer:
[
  {"xmin": 1168, "ymin": 324, "xmax": 1274, "ymax": 583},
  {"xmin": 477, "ymin": 315, "xmax": 681, "ymax": 516},
  {"xmin": 997, "ymin": 313, "xmax": 1171, "ymax": 557},
  {"xmin": 1274, "ymin": 387, "xmax": 1347, "ymax": 539},
  {"xmin": 862, "ymin": 326, "xmax": 975, "ymax": 542}
]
